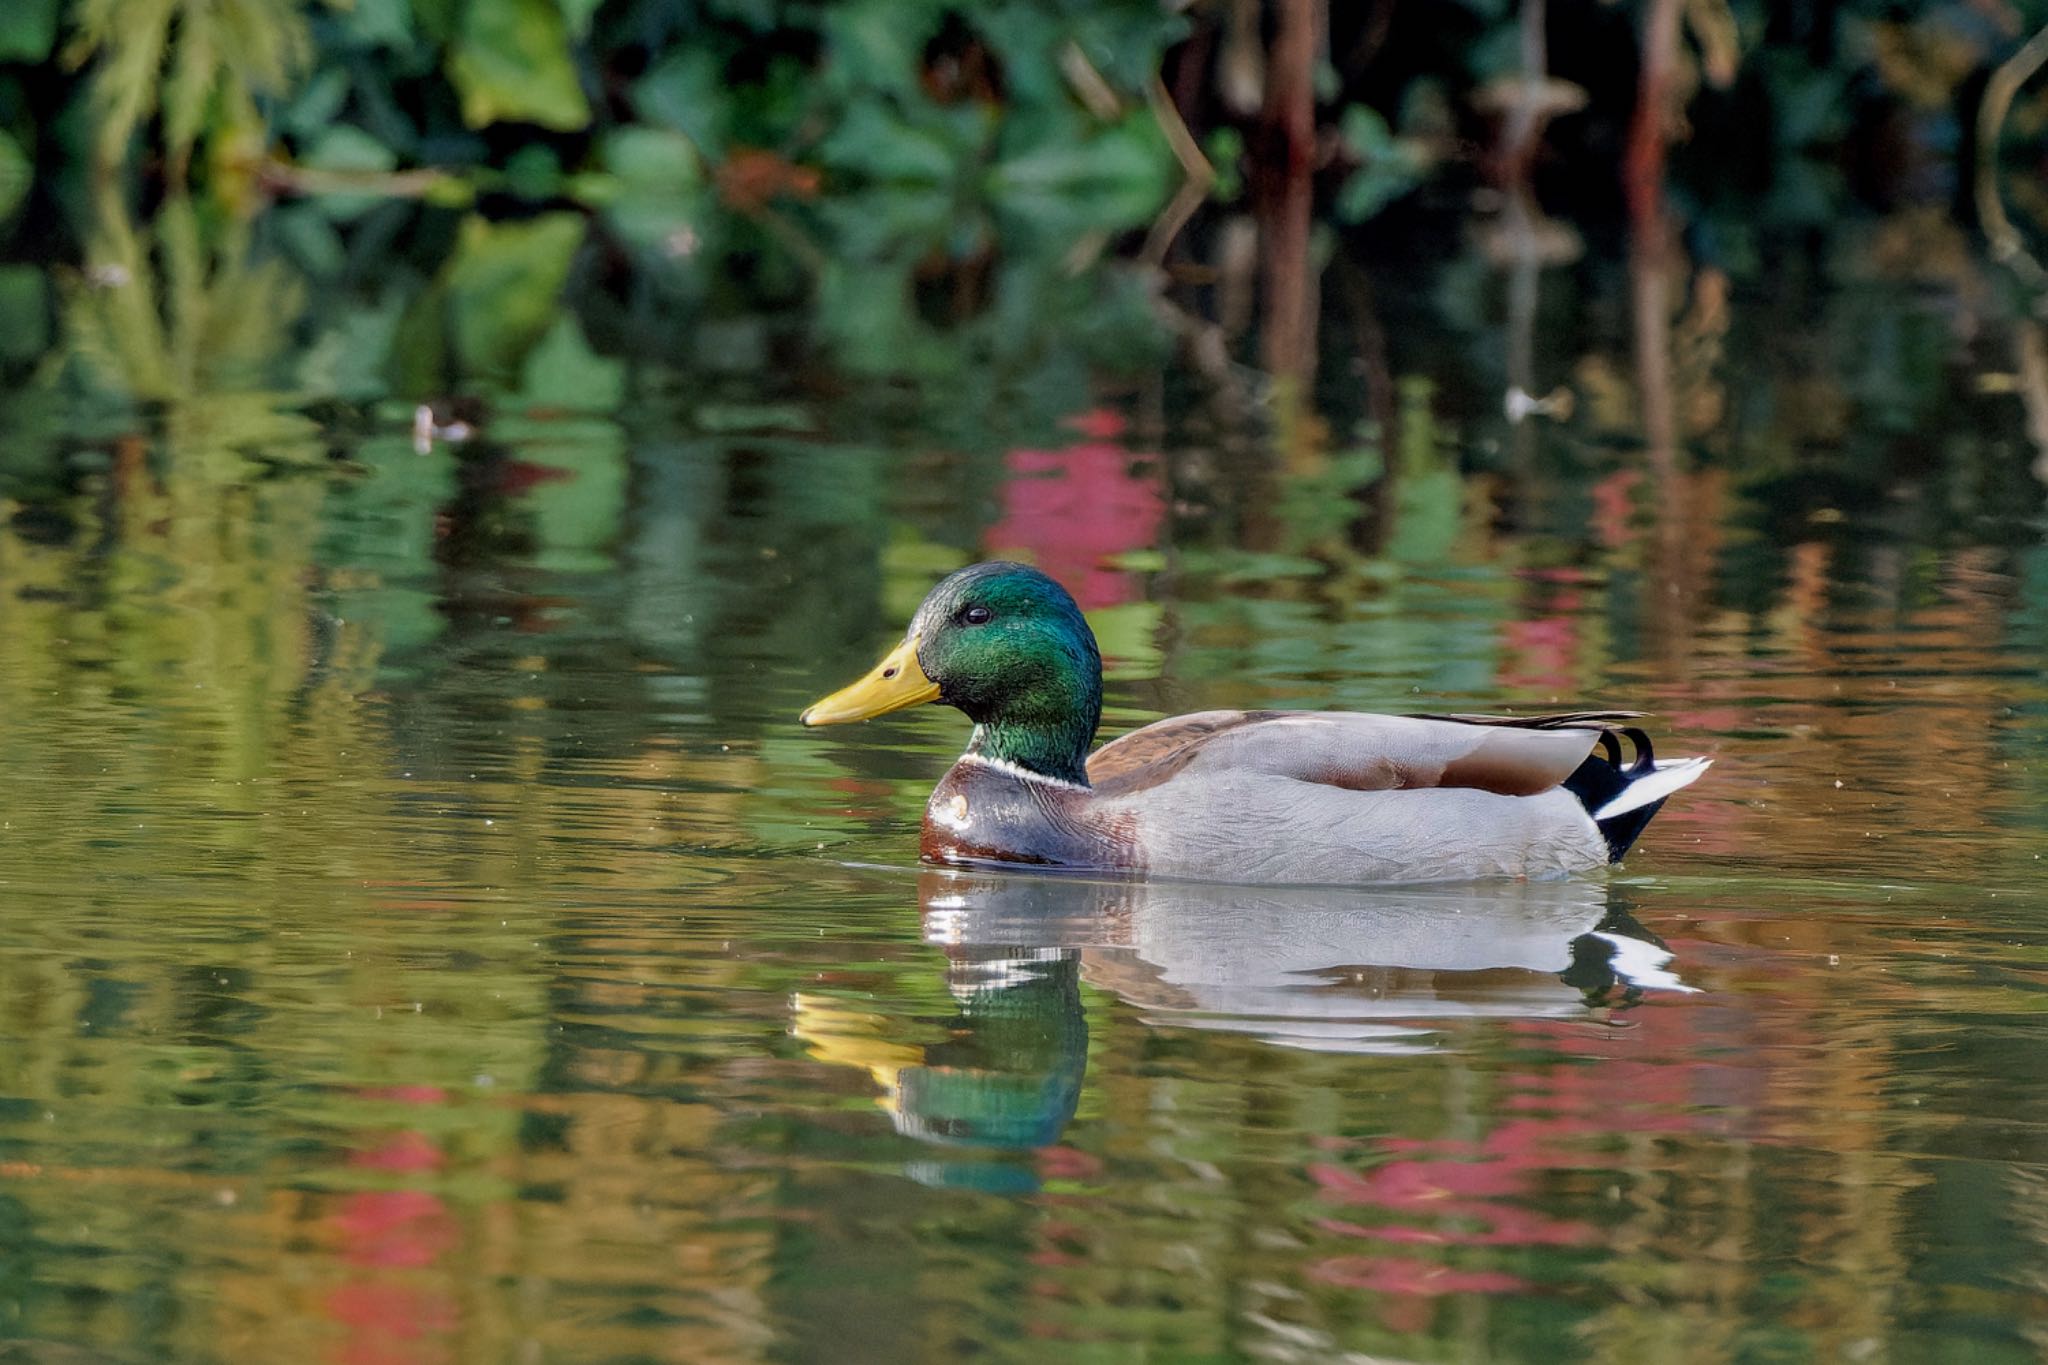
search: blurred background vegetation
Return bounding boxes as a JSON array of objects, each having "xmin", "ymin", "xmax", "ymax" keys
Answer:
[{"xmin": 0, "ymin": 0, "xmax": 2044, "ymax": 597}]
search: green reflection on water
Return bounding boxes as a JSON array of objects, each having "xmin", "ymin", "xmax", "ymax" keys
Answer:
[{"xmin": 0, "ymin": 183, "xmax": 2043, "ymax": 1363}]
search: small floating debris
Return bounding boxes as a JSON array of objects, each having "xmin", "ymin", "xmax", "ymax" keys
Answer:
[
  {"xmin": 1505, "ymin": 385, "xmax": 1575, "ymax": 424},
  {"xmin": 413, "ymin": 403, "xmax": 476, "ymax": 455}
]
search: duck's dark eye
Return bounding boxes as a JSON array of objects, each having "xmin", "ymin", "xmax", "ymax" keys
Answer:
[{"xmin": 961, "ymin": 605, "xmax": 993, "ymax": 626}]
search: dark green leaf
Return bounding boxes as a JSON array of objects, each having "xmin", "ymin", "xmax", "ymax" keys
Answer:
[
  {"xmin": 0, "ymin": 266, "xmax": 47, "ymax": 363},
  {"xmin": 303, "ymin": 125, "xmax": 400, "ymax": 220},
  {"xmin": 448, "ymin": 0, "xmax": 591, "ymax": 131},
  {"xmin": 343, "ymin": 0, "xmax": 416, "ymax": 49},
  {"xmin": 281, "ymin": 68, "xmax": 352, "ymax": 140},
  {"xmin": 633, "ymin": 49, "xmax": 731, "ymax": 157},
  {"xmin": 519, "ymin": 316, "xmax": 624, "ymax": 411},
  {"xmin": 0, "ymin": 0, "xmax": 58, "ymax": 62},
  {"xmin": 819, "ymin": 0, "xmax": 944, "ymax": 99},
  {"xmin": 555, "ymin": 0, "xmax": 605, "ymax": 39},
  {"xmin": 819, "ymin": 100, "xmax": 966, "ymax": 184},
  {"xmin": 0, "ymin": 129, "xmax": 28, "ymax": 224},
  {"xmin": 444, "ymin": 213, "xmax": 585, "ymax": 383}
]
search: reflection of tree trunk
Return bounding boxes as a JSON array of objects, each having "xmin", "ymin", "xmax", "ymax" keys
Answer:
[
  {"xmin": 1628, "ymin": 0, "xmax": 1689, "ymax": 669},
  {"xmin": 1158, "ymin": 219, "xmax": 1271, "ymax": 549},
  {"xmin": 1631, "ymin": 234, "xmax": 1677, "ymax": 488},
  {"xmin": 1625, "ymin": 0, "xmax": 1678, "ymax": 475},
  {"xmin": 1625, "ymin": 0, "xmax": 1681, "ymax": 233},
  {"xmin": 1499, "ymin": 0, "xmax": 1544, "ymax": 477},
  {"xmin": 1632, "ymin": 228, "xmax": 1691, "ymax": 669},
  {"xmin": 1504, "ymin": 188, "xmax": 1542, "ymax": 472},
  {"xmin": 2016, "ymin": 321, "xmax": 2048, "ymax": 486},
  {"xmin": 1259, "ymin": 161, "xmax": 1318, "ymax": 398},
  {"xmin": 1500, "ymin": 0, "xmax": 1548, "ymax": 181},
  {"xmin": 1258, "ymin": 0, "xmax": 1321, "ymax": 394},
  {"xmin": 1336, "ymin": 258, "xmax": 1397, "ymax": 552},
  {"xmin": 1261, "ymin": 0, "xmax": 1317, "ymax": 181}
]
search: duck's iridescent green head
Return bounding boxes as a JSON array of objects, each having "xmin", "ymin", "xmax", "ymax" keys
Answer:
[{"xmin": 801, "ymin": 562, "xmax": 1103, "ymax": 785}]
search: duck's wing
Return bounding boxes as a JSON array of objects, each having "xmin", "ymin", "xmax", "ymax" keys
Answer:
[
  {"xmin": 1084, "ymin": 711, "xmax": 1268, "ymax": 786},
  {"xmin": 1087, "ymin": 709, "xmax": 1622, "ymax": 797}
]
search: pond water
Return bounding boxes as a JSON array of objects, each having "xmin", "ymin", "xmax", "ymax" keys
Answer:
[{"xmin": 0, "ymin": 194, "xmax": 2045, "ymax": 1363}]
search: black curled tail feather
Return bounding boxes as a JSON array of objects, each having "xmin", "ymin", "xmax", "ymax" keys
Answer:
[{"xmin": 1563, "ymin": 727, "xmax": 1664, "ymax": 862}]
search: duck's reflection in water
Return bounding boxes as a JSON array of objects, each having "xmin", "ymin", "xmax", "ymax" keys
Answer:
[{"xmin": 795, "ymin": 870, "xmax": 1692, "ymax": 1190}]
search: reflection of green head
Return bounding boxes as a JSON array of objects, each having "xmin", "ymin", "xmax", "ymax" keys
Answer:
[
  {"xmin": 890, "ymin": 951, "xmax": 1087, "ymax": 1152},
  {"xmin": 910, "ymin": 563, "xmax": 1103, "ymax": 785}
]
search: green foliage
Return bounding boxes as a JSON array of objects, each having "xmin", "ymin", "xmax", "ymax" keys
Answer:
[
  {"xmin": 1334, "ymin": 105, "xmax": 1429, "ymax": 224},
  {"xmin": 68, "ymin": 0, "xmax": 310, "ymax": 173},
  {"xmin": 0, "ymin": 127, "xmax": 27, "ymax": 222},
  {"xmin": 447, "ymin": 0, "xmax": 588, "ymax": 131},
  {"xmin": 385, "ymin": 212, "xmax": 584, "ymax": 393},
  {"xmin": 0, "ymin": 264, "xmax": 47, "ymax": 361},
  {"xmin": 31, "ymin": 0, "xmax": 1191, "ymax": 227},
  {"xmin": 0, "ymin": 0, "xmax": 59, "ymax": 62}
]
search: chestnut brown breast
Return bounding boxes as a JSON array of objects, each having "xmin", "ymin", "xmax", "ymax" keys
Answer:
[{"xmin": 920, "ymin": 759, "xmax": 1141, "ymax": 871}]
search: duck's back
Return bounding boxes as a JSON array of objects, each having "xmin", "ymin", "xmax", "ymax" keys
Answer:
[
  {"xmin": 1087, "ymin": 710, "xmax": 1607, "ymax": 797},
  {"xmin": 1084, "ymin": 710, "xmax": 1696, "ymax": 885}
]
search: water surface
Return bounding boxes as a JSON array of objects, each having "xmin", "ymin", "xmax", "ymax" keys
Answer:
[{"xmin": 0, "ymin": 196, "xmax": 2044, "ymax": 1362}]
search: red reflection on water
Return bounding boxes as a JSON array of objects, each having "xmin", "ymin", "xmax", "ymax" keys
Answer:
[
  {"xmin": 983, "ymin": 409, "xmax": 1163, "ymax": 609},
  {"xmin": 349, "ymin": 1129, "xmax": 445, "ymax": 1174},
  {"xmin": 1305, "ymin": 1066, "xmax": 1615, "ymax": 1325},
  {"xmin": 335, "ymin": 1188, "xmax": 457, "ymax": 1268},
  {"xmin": 1307, "ymin": 1255, "xmax": 1528, "ymax": 1295},
  {"xmin": 1589, "ymin": 468, "xmax": 1643, "ymax": 548},
  {"xmin": 495, "ymin": 460, "xmax": 574, "ymax": 497},
  {"xmin": 1309, "ymin": 1141, "xmax": 1595, "ymax": 1250},
  {"xmin": 326, "ymin": 1281, "xmax": 458, "ymax": 1365},
  {"xmin": 322, "ymin": 1119, "xmax": 463, "ymax": 1365},
  {"xmin": 1034, "ymin": 1146, "xmax": 1104, "ymax": 1181},
  {"xmin": 1498, "ymin": 603, "xmax": 1584, "ymax": 695}
]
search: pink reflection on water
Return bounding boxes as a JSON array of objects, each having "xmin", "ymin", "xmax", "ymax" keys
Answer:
[
  {"xmin": 983, "ymin": 409, "xmax": 1163, "ymax": 609},
  {"xmin": 322, "ymin": 1113, "xmax": 463, "ymax": 1365},
  {"xmin": 1308, "ymin": 1255, "xmax": 1529, "ymax": 1298},
  {"xmin": 326, "ymin": 1280, "xmax": 458, "ymax": 1365},
  {"xmin": 335, "ymin": 1188, "xmax": 457, "ymax": 1269}
]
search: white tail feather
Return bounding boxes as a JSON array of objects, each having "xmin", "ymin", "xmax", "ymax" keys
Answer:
[
  {"xmin": 1589, "ymin": 932, "xmax": 1699, "ymax": 993},
  {"xmin": 1594, "ymin": 757, "xmax": 1712, "ymax": 821}
]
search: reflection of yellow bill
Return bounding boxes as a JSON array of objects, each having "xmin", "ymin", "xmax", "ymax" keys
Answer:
[
  {"xmin": 789, "ymin": 993, "xmax": 921, "ymax": 1093},
  {"xmin": 800, "ymin": 635, "xmax": 938, "ymax": 725}
]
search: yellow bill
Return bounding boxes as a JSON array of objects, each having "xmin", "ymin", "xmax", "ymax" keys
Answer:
[{"xmin": 800, "ymin": 635, "xmax": 939, "ymax": 725}]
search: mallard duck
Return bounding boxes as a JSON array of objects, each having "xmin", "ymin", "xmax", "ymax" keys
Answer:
[{"xmin": 802, "ymin": 562, "xmax": 1710, "ymax": 885}]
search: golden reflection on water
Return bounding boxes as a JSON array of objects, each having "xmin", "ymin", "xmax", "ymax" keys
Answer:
[
  {"xmin": 0, "ymin": 201, "xmax": 2045, "ymax": 1362},
  {"xmin": 0, "ymin": 432, "xmax": 2042, "ymax": 1361}
]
